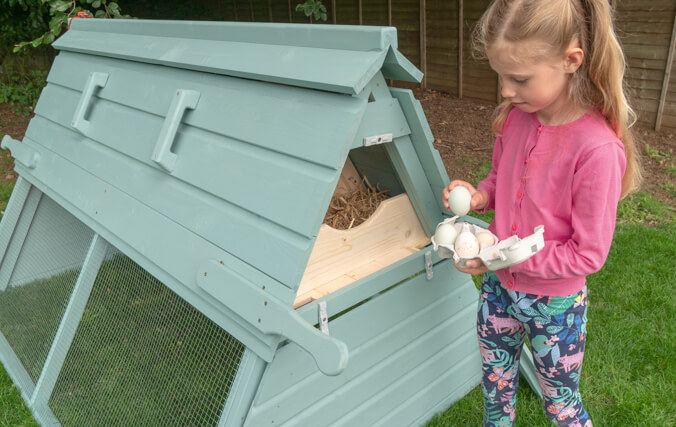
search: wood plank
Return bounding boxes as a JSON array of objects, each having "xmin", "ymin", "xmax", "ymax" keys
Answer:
[
  {"xmin": 390, "ymin": 87, "xmax": 450, "ymax": 213},
  {"xmin": 46, "ymin": 52, "xmax": 367, "ymax": 171},
  {"xmin": 249, "ymin": 269, "xmax": 480, "ymax": 425},
  {"xmin": 655, "ymin": 12, "xmax": 676, "ymax": 130},
  {"xmin": 386, "ymin": 136, "xmax": 443, "ymax": 236},
  {"xmin": 56, "ymin": 25, "xmax": 393, "ymax": 95},
  {"xmin": 24, "ymin": 115, "xmax": 315, "ymax": 289},
  {"xmin": 33, "ymin": 85, "xmax": 340, "ymax": 240},
  {"xmin": 294, "ymin": 194, "xmax": 429, "ymax": 308},
  {"xmin": 334, "ymin": 158, "xmax": 366, "ymax": 196}
]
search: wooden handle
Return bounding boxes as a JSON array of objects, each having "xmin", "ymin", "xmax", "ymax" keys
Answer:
[
  {"xmin": 151, "ymin": 89, "xmax": 200, "ymax": 173},
  {"xmin": 71, "ymin": 72, "xmax": 109, "ymax": 135}
]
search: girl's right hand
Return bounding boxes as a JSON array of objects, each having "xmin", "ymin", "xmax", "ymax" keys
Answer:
[{"xmin": 442, "ymin": 180, "xmax": 489, "ymax": 213}]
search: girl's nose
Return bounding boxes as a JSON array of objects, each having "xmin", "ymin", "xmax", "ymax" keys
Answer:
[{"xmin": 500, "ymin": 82, "xmax": 516, "ymax": 99}]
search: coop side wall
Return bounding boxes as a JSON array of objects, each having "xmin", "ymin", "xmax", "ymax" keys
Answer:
[{"xmin": 245, "ymin": 253, "xmax": 482, "ymax": 426}]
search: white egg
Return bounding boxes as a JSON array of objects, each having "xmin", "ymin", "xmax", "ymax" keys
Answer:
[
  {"xmin": 454, "ymin": 228, "xmax": 480, "ymax": 258},
  {"xmin": 448, "ymin": 186, "xmax": 472, "ymax": 217},
  {"xmin": 434, "ymin": 223, "xmax": 458, "ymax": 246},
  {"xmin": 476, "ymin": 231, "xmax": 495, "ymax": 248}
]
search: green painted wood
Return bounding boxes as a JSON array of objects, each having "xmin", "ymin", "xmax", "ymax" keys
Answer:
[
  {"xmin": 0, "ymin": 176, "xmax": 31, "ymax": 269},
  {"xmin": 390, "ymin": 88, "xmax": 450, "ymax": 215},
  {"xmin": 330, "ymin": 335, "xmax": 480, "ymax": 427},
  {"xmin": 24, "ymin": 116, "xmax": 315, "ymax": 290},
  {"xmin": 33, "ymin": 85, "xmax": 340, "ymax": 240},
  {"xmin": 198, "ymin": 259, "xmax": 348, "ymax": 376},
  {"xmin": 296, "ymin": 248, "xmax": 448, "ymax": 324},
  {"xmin": 382, "ymin": 354, "xmax": 480, "ymax": 426},
  {"xmin": 30, "ymin": 402, "xmax": 60, "ymax": 426},
  {"xmin": 0, "ymin": 136, "xmax": 39, "ymax": 170},
  {"xmin": 385, "ymin": 135, "xmax": 445, "ymax": 236},
  {"xmin": 40, "ymin": 53, "xmax": 366, "ymax": 239},
  {"xmin": 350, "ymin": 97, "xmax": 411, "ymax": 149},
  {"xmin": 0, "ymin": 185, "xmax": 41, "ymax": 291},
  {"xmin": 64, "ymin": 19, "xmax": 400, "ymax": 52},
  {"xmin": 246, "ymin": 267, "xmax": 481, "ymax": 425},
  {"xmin": 0, "ymin": 330, "xmax": 35, "ymax": 402},
  {"xmin": 30, "ymin": 233, "xmax": 107, "ymax": 407},
  {"xmin": 382, "ymin": 45, "xmax": 424, "ymax": 82},
  {"xmin": 9, "ymin": 154, "xmax": 282, "ymax": 363},
  {"xmin": 55, "ymin": 20, "xmax": 421, "ymax": 95},
  {"xmin": 219, "ymin": 349, "xmax": 267, "ymax": 427},
  {"xmin": 46, "ymin": 51, "xmax": 367, "ymax": 171},
  {"xmin": 70, "ymin": 71, "xmax": 108, "ymax": 135},
  {"xmin": 348, "ymin": 144, "xmax": 405, "ymax": 197},
  {"xmin": 253, "ymin": 269, "xmax": 477, "ymax": 403}
]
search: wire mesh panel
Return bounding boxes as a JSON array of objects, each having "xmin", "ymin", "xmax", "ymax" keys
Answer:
[
  {"xmin": 0, "ymin": 191, "xmax": 94, "ymax": 383},
  {"xmin": 49, "ymin": 245, "xmax": 246, "ymax": 426}
]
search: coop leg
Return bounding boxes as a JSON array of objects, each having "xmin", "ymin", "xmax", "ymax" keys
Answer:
[
  {"xmin": 218, "ymin": 348, "xmax": 267, "ymax": 427},
  {"xmin": 0, "ymin": 176, "xmax": 31, "ymax": 259},
  {"xmin": 30, "ymin": 233, "xmax": 109, "ymax": 408},
  {"xmin": 0, "ymin": 180, "xmax": 42, "ymax": 291}
]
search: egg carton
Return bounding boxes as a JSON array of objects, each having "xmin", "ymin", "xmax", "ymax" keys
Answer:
[{"xmin": 431, "ymin": 217, "xmax": 545, "ymax": 271}]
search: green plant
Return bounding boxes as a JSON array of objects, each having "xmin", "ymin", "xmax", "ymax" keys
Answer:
[
  {"xmin": 0, "ymin": 66, "xmax": 47, "ymax": 114},
  {"xmin": 7, "ymin": 0, "xmax": 128, "ymax": 54},
  {"xmin": 295, "ymin": 0, "xmax": 327, "ymax": 23},
  {"xmin": 644, "ymin": 143, "xmax": 671, "ymax": 163},
  {"xmin": 616, "ymin": 191, "xmax": 675, "ymax": 225}
]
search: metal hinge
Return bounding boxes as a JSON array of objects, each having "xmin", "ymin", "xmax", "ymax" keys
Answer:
[
  {"xmin": 318, "ymin": 301, "xmax": 329, "ymax": 335},
  {"xmin": 425, "ymin": 251, "xmax": 433, "ymax": 280}
]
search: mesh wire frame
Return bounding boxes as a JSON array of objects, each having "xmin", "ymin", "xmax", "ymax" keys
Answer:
[
  {"xmin": 0, "ymin": 190, "xmax": 94, "ymax": 384},
  {"xmin": 0, "ymin": 187, "xmax": 249, "ymax": 425},
  {"xmin": 48, "ymin": 245, "xmax": 246, "ymax": 426}
]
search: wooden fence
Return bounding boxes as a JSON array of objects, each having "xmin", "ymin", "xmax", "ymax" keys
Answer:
[{"xmin": 204, "ymin": 0, "xmax": 676, "ymax": 131}]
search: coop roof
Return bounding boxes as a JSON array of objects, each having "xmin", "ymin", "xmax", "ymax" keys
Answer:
[
  {"xmin": 54, "ymin": 19, "xmax": 423, "ymax": 95},
  {"xmin": 2, "ymin": 19, "xmax": 441, "ymax": 312}
]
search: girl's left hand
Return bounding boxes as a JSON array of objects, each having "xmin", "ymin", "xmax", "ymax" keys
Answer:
[{"xmin": 454, "ymin": 258, "xmax": 489, "ymax": 275}]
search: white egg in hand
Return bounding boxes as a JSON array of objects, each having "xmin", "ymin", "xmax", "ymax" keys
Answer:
[
  {"xmin": 454, "ymin": 226, "xmax": 480, "ymax": 258},
  {"xmin": 434, "ymin": 223, "xmax": 458, "ymax": 246},
  {"xmin": 448, "ymin": 186, "xmax": 472, "ymax": 216}
]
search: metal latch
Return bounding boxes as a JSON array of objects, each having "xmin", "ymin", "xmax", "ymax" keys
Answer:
[
  {"xmin": 425, "ymin": 251, "xmax": 433, "ymax": 280},
  {"xmin": 363, "ymin": 133, "xmax": 393, "ymax": 147}
]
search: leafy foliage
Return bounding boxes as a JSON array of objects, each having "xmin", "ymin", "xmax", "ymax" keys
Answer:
[
  {"xmin": 295, "ymin": 0, "xmax": 327, "ymax": 22},
  {"xmin": 0, "ymin": 65, "xmax": 47, "ymax": 114},
  {"xmin": 2, "ymin": 0, "xmax": 128, "ymax": 54}
]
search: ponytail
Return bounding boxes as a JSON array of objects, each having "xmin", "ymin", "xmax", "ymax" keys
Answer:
[{"xmin": 578, "ymin": 0, "xmax": 642, "ymax": 197}]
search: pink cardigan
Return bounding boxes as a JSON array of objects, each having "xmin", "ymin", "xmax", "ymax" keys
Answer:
[{"xmin": 477, "ymin": 107, "xmax": 626, "ymax": 296}]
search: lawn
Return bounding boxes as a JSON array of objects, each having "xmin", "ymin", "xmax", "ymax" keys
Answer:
[{"xmin": 0, "ymin": 67, "xmax": 674, "ymax": 426}]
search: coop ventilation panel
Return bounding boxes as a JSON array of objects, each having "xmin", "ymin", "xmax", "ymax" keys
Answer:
[{"xmin": 0, "ymin": 184, "xmax": 247, "ymax": 426}]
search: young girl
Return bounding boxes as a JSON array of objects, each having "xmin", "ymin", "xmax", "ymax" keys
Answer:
[{"xmin": 442, "ymin": 0, "xmax": 641, "ymax": 425}]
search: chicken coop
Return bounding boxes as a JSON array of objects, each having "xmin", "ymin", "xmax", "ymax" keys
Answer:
[{"xmin": 0, "ymin": 19, "xmax": 539, "ymax": 426}]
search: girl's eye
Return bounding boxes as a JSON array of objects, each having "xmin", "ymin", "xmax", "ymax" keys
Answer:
[{"xmin": 513, "ymin": 78, "xmax": 529, "ymax": 84}]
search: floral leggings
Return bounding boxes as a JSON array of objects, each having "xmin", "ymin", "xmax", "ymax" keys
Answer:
[{"xmin": 478, "ymin": 273, "xmax": 592, "ymax": 427}]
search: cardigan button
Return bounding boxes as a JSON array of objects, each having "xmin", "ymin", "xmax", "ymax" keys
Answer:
[{"xmin": 512, "ymin": 224, "xmax": 518, "ymax": 231}]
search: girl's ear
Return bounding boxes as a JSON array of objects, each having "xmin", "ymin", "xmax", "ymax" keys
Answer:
[{"xmin": 564, "ymin": 41, "xmax": 584, "ymax": 73}]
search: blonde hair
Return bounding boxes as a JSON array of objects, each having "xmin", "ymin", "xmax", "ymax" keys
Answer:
[{"xmin": 473, "ymin": 0, "xmax": 641, "ymax": 198}]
